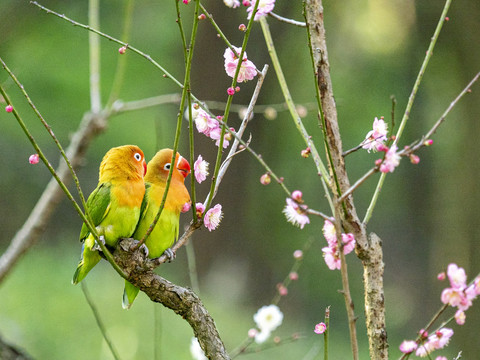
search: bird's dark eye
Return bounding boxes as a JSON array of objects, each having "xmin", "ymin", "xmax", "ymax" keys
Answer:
[
  {"xmin": 164, "ymin": 163, "xmax": 171, "ymax": 170},
  {"xmin": 134, "ymin": 152, "xmax": 142, "ymax": 161}
]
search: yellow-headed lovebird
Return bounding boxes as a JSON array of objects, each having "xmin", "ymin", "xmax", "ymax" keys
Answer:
[
  {"xmin": 72, "ymin": 145, "xmax": 147, "ymax": 285},
  {"xmin": 122, "ymin": 148, "xmax": 191, "ymax": 309}
]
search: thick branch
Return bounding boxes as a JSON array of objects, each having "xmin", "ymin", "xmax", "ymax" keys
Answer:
[
  {"xmin": 304, "ymin": 1, "xmax": 388, "ymax": 359},
  {"xmin": 114, "ymin": 239, "xmax": 230, "ymax": 360}
]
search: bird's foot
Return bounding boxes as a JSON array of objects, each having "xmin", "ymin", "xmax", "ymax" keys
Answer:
[
  {"xmin": 130, "ymin": 240, "xmax": 149, "ymax": 258},
  {"xmin": 163, "ymin": 248, "xmax": 176, "ymax": 262},
  {"xmin": 92, "ymin": 235, "xmax": 106, "ymax": 251}
]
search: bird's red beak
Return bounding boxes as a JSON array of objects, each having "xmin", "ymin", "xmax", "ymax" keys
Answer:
[{"xmin": 177, "ymin": 156, "xmax": 190, "ymax": 178}]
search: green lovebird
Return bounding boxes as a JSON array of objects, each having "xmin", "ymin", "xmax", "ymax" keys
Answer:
[
  {"xmin": 122, "ymin": 148, "xmax": 191, "ymax": 309},
  {"xmin": 72, "ymin": 145, "xmax": 147, "ymax": 284}
]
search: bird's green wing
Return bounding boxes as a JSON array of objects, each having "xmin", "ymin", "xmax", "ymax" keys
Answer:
[{"xmin": 79, "ymin": 182, "xmax": 112, "ymax": 241}]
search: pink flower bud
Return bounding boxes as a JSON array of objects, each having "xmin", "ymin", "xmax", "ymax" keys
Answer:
[
  {"xmin": 301, "ymin": 147, "xmax": 311, "ymax": 158},
  {"xmin": 242, "ymin": 0, "xmax": 251, "ymax": 6},
  {"xmin": 260, "ymin": 173, "xmax": 271, "ymax": 185},
  {"xmin": 181, "ymin": 202, "xmax": 191, "ymax": 213},
  {"xmin": 118, "ymin": 46, "xmax": 127, "ymax": 54},
  {"xmin": 291, "ymin": 190, "xmax": 303, "ymax": 202},
  {"xmin": 377, "ymin": 144, "xmax": 389, "ymax": 152},
  {"xmin": 277, "ymin": 284, "xmax": 288, "ymax": 296},
  {"xmin": 248, "ymin": 328, "xmax": 258, "ymax": 338},
  {"xmin": 424, "ymin": 139, "xmax": 433, "ymax": 146},
  {"xmin": 238, "ymin": 24, "xmax": 247, "ymax": 32},
  {"xmin": 195, "ymin": 202, "xmax": 205, "ymax": 217},
  {"xmin": 314, "ymin": 322, "xmax": 327, "ymax": 334},
  {"xmin": 193, "ymin": 103, "xmax": 200, "ymax": 110},
  {"xmin": 289, "ymin": 272, "xmax": 299, "ymax": 281},
  {"xmin": 29, "ymin": 154, "xmax": 40, "ymax": 164},
  {"xmin": 235, "ymin": 86, "xmax": 241, "ymax": 93},
  {"xmin": 375, "ymin": 159, "xmax": 383, "ymax": 166},
  {"xmin": 227, "ymin": 87, "xmax": 235, "ymax": 95},
  {"xmin": 182, "ymin": 0, "xmax": 190, "ymax": 4},
  {"xmin": 273, "ymin": 336, "xmax": 281, "ymax": 343},
  {"xmin": 445, "ymin": 16, "xmax": 450, "ymax": 21},
  {"xmin": 437, "ymin": 272, "xmax": 446, "ymax": 281},
  {"xmin": 293, "ymin": 250, "xmax": 303, "ymax": 259},
  {"xmin": 410, "ymin": 154, "xmax": 420, "ymax": 164},
  {"xmin": 5, "ymin": 105, "xmax": 13, "ymax": 113},
  {"xmin": 198, "ymin": 13, "xmax": 206, "ymax": 20}
]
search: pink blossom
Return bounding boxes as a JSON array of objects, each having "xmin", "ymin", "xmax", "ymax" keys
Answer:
[
  {"xmin": 29, "ymin": 154, "xmax": 40, "ymax": 164},
  {"xmin": 181, "ymin": 202, "xmax": 191, "ymax": 213},
  {"xmin": 322, "ymin": 246, "xmax": 341, "ymax": 270},
  {"xmin": 455, "ymin": 310, "xmax": 466, "ymax": 325},
  {"xmin": 194, "ymin": 155, "xmax": 209, "ymax": 184},
  {"xmin": 238, "ymin": 23, "xmax": 247, "ymax": 31},
  {"xmin": 441, "ymin": 287, "xmax": 465, "ymax": 308},
  {"xmin": 283, "ymin": 198, "xmax": 309, "ymax": 229},
  {"xmin": 5, "ymin": 105, "xmax": 13, "ymax": 113},
  {"xmin": 322, "ymin": 220, "xmax": 337, "ymax": 245},
  {"xmin": 362, "ymin": 117, "xmax": 388, "ymax": 152},
  {"xmin": 314, "ymin": 322, "xmax": 327, "ymax": 334},
  {"xmin": 435, "ymin": 357, "xmax": 447, "ymax": 360},
  {"xmin": 209, "ymin": 127, "xmax": 231, "ymax": 148},
  {"xmin": 379, "ymin": 144, "xmax": 401, "ymax": 173},
  {"xmin": 342, "ymin": 233, "xmax": 356, "ymax": 254},
  {"xmin": 428, "ymin": 328, "xmax": 453, "ymax": 350},
  {"xmin": 194, "ymin": 108, "xmax": 218, "ymax": 137},
  {"xmin": 399, "ymin": 340, "xmax": 418, "ymax": 354},
  {"xmin": 247, "ymin": 0, "xmax": 275, "ymax": 21},
  {"xmin": 224, "ymin": 47, "xmax": 257, "ymax": 82},
  {"xmin": 118, "ymin": 46, "xmax": 127, "ymax": 54},
  {"xmin": 447, "ymin": 263, "xmax": 467, "ymax": 289},
  {"xmin": 223, "ymin": 0, "xmax": 241, "ymax": 8},
  {"xmin": 204, "ymin": 204, "xmax": 223, "ymax": 231}
]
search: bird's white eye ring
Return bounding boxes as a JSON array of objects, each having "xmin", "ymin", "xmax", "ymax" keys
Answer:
[
  {"xmin": 134, "ymin": 152, "xmax": 142, "ymax": 162},
  {"xmin": 164, "ymin": 163, "xmax": 171, "ymax": 170}
]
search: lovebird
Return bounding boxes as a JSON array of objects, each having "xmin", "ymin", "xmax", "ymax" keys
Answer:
[
  {"xmin": 72, "ymin": 145, "xmax": 147, "ymax": 284},
  {"xmin": 122, "ymin": 148, "xmax": 191, "ymax": 309}
]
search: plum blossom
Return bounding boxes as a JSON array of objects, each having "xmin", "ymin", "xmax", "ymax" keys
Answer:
[
  {"xmin": 399, "ymin": 340, "xmax": 418, "ymax": 354},
  {"xmin": 379, "ymin": 144, "xmax": 401, "ymax": 173},
  {"xmin": 362, "ymin": 117, "xmax": 388, "ymax": 152},
  {"xmin": 282, "ymin": 198, "xmax": 310, "ymax": 229},
  {"xmin": 204, "ymin": 204, "xmax": 223, "ymax": 231},
  {"xmin": 441, "ymin": 263, "xmax": 478, "ymax": 314},
  {"xmin": 447, "ymin": 263, "xmax": 467, "ymax": 289},
  {"xmin": 247, "ymin": 0, "xmax": 275, "ymax": 21},
  {"xmin": 321, "ymin": 220, "xmax": 356, "ymax": 270},
  {"xmin": 181, "ymin": 202, "xmax": 191, "ymax": 213},
  {"xmin": 223, "ymin": 0, "xmax": 240, "ymax": 8},
  {"xmin": 193, "ymin": 108, "xmax": 218, "ymax": 137},
  {"xmin": 253, "ymin": 304, "xmax": 283, "ymax": 343},
  {"xmin": 5, "ymin": 105, "xmax": 13, "ymax": 113},
  {"xmin": 224, "ymin": 46, "xmax": 257, "ymax": 82},
  {"xmin": 314, "ymin": 322, "xmax": 327, "ymax": 334},
  {"xmin": 194, "ymin": 155, "xmax": 209, "ymax": 184}
]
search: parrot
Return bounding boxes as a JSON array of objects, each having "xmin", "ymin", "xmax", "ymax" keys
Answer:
[
  {"xmin": 122, "ymin": 148, "xmax": 191, "ymax": 309},
  {"xmin": 72, "ymin": 145, "xmax": 147, "ymax": 285}
]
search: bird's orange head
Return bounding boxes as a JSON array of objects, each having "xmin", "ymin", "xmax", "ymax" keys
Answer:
[
  {"xmin": 145, "ymin": 148, "xmax": 191, "ymax": 184},
  {"xmin": 99, "ymin": 145, "xmax": 147, "ymax": 183}
]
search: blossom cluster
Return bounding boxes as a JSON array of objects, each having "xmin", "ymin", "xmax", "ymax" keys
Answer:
[
  {"xmin": 321, "ymin": 220, "xmax": 356, "ymax": 270},
  {"xmin": 191, "ymin": 104, "xmax": 234, "ymax": 149},
  {"xmin": 440, "ymin": 263, "xmax": 480, "ymax": 325},
  {"xmin": 362, "ymin": 117, "xmax": 388, "ymax": 152},
  {"xmin": 252, "ymin": 304, "xmax": 284, "ymax": 343},
  {"xmin": 399, "ymin": 328, "xmax": 454, "ymax": 357},
  {"xmin": 400, "ymin": 263, "xmax": 480, "ymax": 357}
]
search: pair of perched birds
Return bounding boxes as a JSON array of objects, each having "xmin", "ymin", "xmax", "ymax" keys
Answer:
[{"xmin": 71, "ymin": 145, "xmax": 191, "ymax": 309}]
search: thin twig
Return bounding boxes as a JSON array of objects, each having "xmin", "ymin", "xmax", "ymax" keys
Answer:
[
  {"xmin": 81, "ymin": 282, "xmax": 121, "ymax": 360},
  {"xmin": 269, "ymin": 12, "xmax": 306, "ymax": 27}
]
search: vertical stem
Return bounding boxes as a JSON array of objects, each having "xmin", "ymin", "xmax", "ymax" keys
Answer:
[{"xmin": 89, "ymin": 0, "xmax": 101, "ymax": 113}]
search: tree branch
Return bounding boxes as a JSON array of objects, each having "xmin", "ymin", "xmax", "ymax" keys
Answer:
[{"xmin": 114, "ymin": 238, "xmax": 230, "ymax": 360}]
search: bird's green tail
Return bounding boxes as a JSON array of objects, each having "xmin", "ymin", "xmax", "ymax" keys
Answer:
[
  {"xmin": 72, "ymin": 235, "xmax": 102, "ymax": 284},
  {"xmin": 122, "ymin": 280, "xmax": 140, "ymax": 309}
]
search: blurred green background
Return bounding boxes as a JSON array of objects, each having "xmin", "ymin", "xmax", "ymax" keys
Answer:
[{"xmin": 1, "ymin": 0, "xmax": 479, "ymax": 359}]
